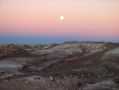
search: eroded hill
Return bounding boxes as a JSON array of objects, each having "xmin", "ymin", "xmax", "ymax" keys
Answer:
[{"xmin": 0, "ymin": 41, "xmax": 119, "ymax": 90}]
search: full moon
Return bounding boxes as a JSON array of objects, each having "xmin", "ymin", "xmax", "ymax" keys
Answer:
[{"xmin": 60, "ymin": 16, "xmax": 64, "ymax": 21}]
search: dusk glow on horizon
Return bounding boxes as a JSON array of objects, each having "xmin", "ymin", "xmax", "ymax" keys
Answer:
[{"xmin": 0, "ymin": 0, "xmax": 119, "ymax": 43}]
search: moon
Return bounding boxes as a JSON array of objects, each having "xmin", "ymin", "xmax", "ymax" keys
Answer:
[{"xmin": 60, "ymin": 16, "xmax": 64, "ymax": 21}]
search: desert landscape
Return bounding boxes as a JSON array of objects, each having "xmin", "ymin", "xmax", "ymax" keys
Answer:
[
  {"xmin": 0, "ymin": 41, "xmax": 119, "ymax": 90},
  {"xmin": 1, "ymin": 0, "xmax": 119, "ymax": 90}
]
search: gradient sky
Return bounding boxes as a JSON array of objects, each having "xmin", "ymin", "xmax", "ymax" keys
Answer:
[{"xmin": 0, "ymin": 0, "xmax": 119, "ymax": 43}]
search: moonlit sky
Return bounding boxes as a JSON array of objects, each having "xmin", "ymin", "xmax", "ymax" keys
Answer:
[{"xmin": 0, "ymin": 0, "xmax": 119, "ymax": 44}]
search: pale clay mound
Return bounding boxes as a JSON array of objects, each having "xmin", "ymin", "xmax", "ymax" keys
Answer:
[
  {"xmin": 101, "ymin": 47, "xmax": 119, "ymax": 61},
  {"xmin": 31, "ymin": 43, "xmax": 106, "ymax": 57}
]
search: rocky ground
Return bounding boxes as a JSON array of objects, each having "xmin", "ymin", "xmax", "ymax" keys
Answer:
[{"xmin": 0, "ymin": 41, "xmax": 119, "ymax": 90}]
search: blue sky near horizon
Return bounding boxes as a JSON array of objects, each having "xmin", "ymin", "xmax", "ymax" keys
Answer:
[{"xmin": 0, "ymin": 35, "xmax": 118, "ymax": 44}]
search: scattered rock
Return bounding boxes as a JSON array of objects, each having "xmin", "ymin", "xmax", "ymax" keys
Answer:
[{"xmin": 49, "ymin": 76, "xmax": 56, "ymax": 82}]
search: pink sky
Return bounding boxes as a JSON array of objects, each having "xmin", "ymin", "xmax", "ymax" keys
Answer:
[{"xmin": 0, "ymin": 0, "xmax": 119, "ymax": 42}]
